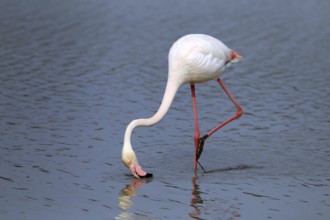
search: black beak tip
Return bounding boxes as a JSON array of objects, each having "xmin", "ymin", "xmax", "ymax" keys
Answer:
[{"xmin": 138, "ymin": 173, "xmax": 153, "ymax": 178}]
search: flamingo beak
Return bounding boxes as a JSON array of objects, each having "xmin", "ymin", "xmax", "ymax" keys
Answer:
[{"xmin": 231, "ymin": 50, "xmax": 242, "ymax": 59}]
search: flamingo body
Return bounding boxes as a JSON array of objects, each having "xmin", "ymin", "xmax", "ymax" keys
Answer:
[
  {"xmin": 122, "ymin": 34, "xmax": 242, "ymax": 178},
  {"xmin": 168, "ymin": 34, "xmax": 233, "ymax": 84}
]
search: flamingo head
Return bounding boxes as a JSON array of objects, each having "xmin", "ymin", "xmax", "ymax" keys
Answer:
[
  {"xmin": 230, "ymin": 50, "xmax": 242, "ymax": 63},
  {"xmin": 122, "ymin": 146, "xmax": 153, "ymax": 179}
]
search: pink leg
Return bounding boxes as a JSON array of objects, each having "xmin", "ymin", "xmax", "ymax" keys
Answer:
[
  {"xmin": 191, "ymin": 79, "xmax": 243, "ymax": 171},
  {"xmin": 206, "ymin": 78, "xmax": 243, "ymax": 138},
  {"xmin": 190, "ymin": 84, "xmax": 200, "ymax": 171}
]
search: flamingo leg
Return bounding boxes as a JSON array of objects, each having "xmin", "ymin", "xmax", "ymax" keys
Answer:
[
  {"xmin": 190, "ymin": 83, "xmax": 200, "ymax": 171},
  {"xmin": 204, "ymin": 78, "xmax": 243, "ymax": 139},
  {"xmin": 191, "ymin": 79, "xmax": 243, "ymax": 171}
]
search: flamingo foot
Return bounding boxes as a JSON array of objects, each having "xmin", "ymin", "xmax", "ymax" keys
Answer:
[
  {"xmin": 196, "ymin": 135, "xmax": 208, "ymax": 161},
  {"xmin": 129, "ymin": 164, "xmax": 153, "ymax": 179}
]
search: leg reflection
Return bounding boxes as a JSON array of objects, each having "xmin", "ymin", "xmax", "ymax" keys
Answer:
[
  {"xmin": 188, "ymin": 175, "xmax": 241, "ymax": 220},
  {"xmin": 189, "ymin": 175, "xmax": 203, "ymax": 220}
]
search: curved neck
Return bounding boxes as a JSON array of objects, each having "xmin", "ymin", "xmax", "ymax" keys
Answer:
[{"xmin": 124, "ymin": 77, "xmax": 180, "ymax": 147}]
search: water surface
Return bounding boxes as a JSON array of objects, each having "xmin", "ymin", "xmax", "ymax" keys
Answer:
[{"xmin": 1, "ymin": 0, "xmax": 330, "ymax": 219}]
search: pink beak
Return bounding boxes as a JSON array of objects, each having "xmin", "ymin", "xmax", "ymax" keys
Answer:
[{"xmin": 231, "ymin": 50, "xmax": 242, "ymax": 60}]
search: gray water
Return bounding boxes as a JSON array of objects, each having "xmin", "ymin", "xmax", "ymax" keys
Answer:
[{"xmin": 1, "ymin": 0, "xmax": 330, "ymax": 219}]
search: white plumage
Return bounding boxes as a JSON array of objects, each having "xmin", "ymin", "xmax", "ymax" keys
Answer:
[{"xmin": 168, "ymin": 34, "xmax": 233, "ymax": 83}]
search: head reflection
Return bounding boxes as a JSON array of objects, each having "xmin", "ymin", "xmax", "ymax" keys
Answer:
[
  {"xmin": 116, "ymin": 178, "xmax": 151, "ymax": 220},
  {"xmin": 118, "ymin": 179, "xmax": 146, "ymax": 209}
]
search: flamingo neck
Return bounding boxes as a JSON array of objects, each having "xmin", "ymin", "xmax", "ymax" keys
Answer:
[{"xmin": 123, "ymin": 77, "xmax": 180, "ymax": 149}]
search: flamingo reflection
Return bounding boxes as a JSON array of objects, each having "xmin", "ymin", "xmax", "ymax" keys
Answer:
[
  {"xmin": 189, "ymin": 175, "xmax": 241, "ymax": 220},
  {"xmin": 189, "ymin": 175, "xmax": 203, "ymax": 219},
  {"xmin": 116, "ymin": 178, "xmax": 151, "ymax": 220}
]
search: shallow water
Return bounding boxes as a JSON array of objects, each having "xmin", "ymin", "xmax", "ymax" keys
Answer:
[{"xmin": 1, "ymin": 0, "xmax": 330, "ymax": 219}]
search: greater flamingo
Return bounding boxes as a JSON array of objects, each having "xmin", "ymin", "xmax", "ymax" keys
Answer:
[{"xmin": 122, "ymin": 34, "xmax": 243, "ymax": 178}]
